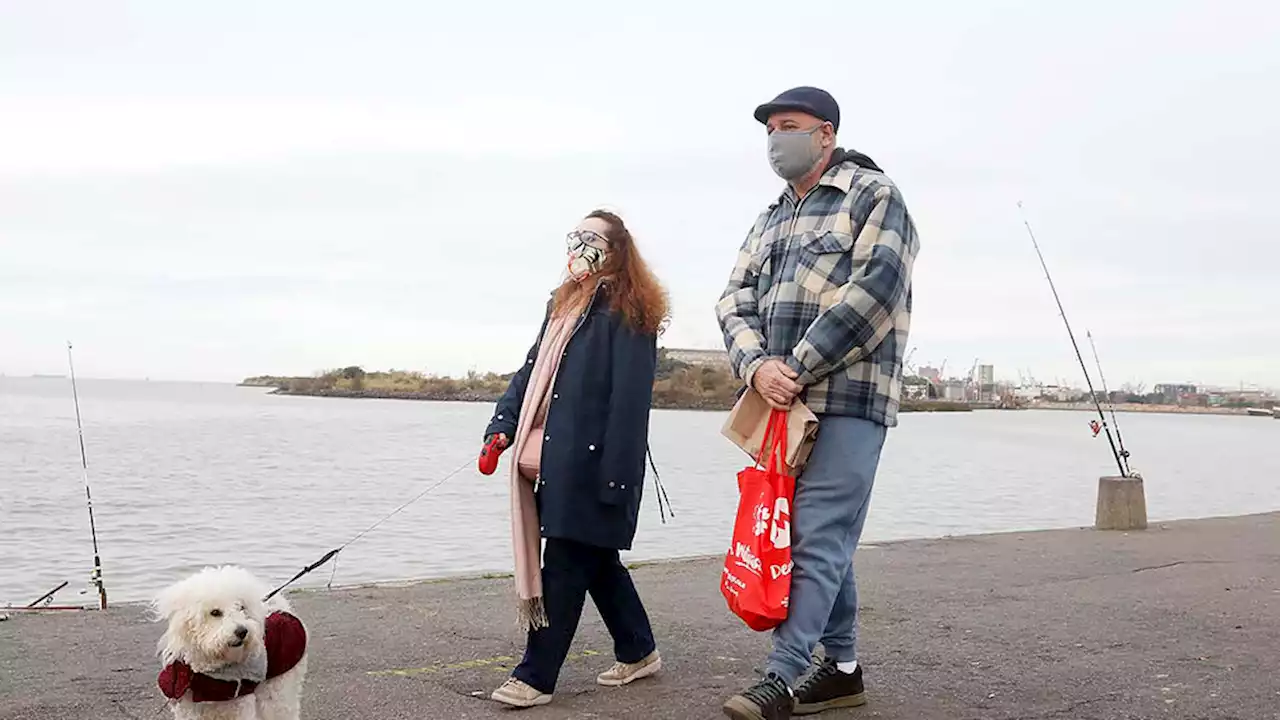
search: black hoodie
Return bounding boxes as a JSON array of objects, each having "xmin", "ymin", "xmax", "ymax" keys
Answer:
[{"xmin": 826, "ymin": 146, "xmax": 883, "ymax": 174}]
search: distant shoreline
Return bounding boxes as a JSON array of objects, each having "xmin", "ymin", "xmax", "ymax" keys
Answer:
[
  {"xmin": 1030, "ymin": 401, "xmax": 1262, "ymax": 417},
  {"xmin": 239, "ymin": 381, "xmax": 974, "ymax": 414},
  {"xmin": 240, "ymin": 369, "xmax": 1273, "ymax": 418},
  {"xmin": 254, "ymin": 385, "xmax": 738, "ymax": 411},
  {"xmin": 242, "ymin": 383, "xmax": 1274, "ymax": 418}
]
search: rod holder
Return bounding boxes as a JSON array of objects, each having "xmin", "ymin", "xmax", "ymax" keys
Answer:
[{"xmin": 1095, "ymin": 475, "xmax": 1148, "ymax": 531}]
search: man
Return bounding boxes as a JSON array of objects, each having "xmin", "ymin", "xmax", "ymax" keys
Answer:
[{"xmin": 716, "ymin": 86, "xmax": 919, "ymax": 720}]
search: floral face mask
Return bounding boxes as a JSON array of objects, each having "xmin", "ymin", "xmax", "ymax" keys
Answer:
[{"xmin": 565, "ymin": 229, "xmax": 609, "ymax": 282}]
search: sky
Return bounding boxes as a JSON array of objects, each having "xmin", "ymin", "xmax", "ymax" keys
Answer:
[{"xmin": 1, "ymin": 0, "xmax": 1277, "ymax": 390}]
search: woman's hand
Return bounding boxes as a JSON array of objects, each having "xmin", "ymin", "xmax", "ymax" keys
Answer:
[{"xmin": 478, "ymin": 433, "xmax": 510, "ymax": 475}]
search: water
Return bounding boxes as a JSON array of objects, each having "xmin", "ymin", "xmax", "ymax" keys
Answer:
[{"xmin": 2, "ymin": 377, "xmax": 1278, "ymax": 606}]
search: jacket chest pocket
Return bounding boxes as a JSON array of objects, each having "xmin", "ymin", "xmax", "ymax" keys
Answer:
[{"xmin": 794, "ymin": 230, "xmax": 856, "ymax": 302}]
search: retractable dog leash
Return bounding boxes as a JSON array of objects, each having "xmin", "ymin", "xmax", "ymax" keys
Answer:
[
  {"xmin": 478, "ymin": 434, "xmax": 508, "ymax": 475},
  {"xmin": 265, "ymin": 433, "xmax": 676, "ymax": 601}
]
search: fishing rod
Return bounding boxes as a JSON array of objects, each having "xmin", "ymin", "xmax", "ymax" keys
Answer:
[
  {"xmin": 1086, "ymin": 330, "xmax": 1132, "ymax": 475},
  {"xmin": 67, "ymin": 341, "xmax": 108, "ymax": 609},
  {"xmin": 263, "ymin": 456, "xmax": 474, "ymax": 602},
  {"xmin": 1016, "ymin": 203, "xmax": 1128, "ymax": 478},
  {"xmin": 27, "ymin": 580, "xmax": 70, "ymax": 608}
]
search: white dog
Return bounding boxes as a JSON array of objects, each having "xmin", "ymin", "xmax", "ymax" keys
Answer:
[{"xmin": 152, "ymin": 566, "xmax": 308, "ymax": 720}]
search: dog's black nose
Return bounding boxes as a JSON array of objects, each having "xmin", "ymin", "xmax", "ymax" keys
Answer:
[{"xmin": 234, "ymin": 625, "xmax": 248, "ymax": 640}]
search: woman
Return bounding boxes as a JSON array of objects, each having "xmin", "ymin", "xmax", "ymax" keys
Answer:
[{"xmin": 482, "ymin": 209, "xmax": 669, "ymax": 708}]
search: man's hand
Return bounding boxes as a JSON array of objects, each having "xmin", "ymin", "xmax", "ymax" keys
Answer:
[{"xmin": 752, "ymin": 358, "xmax": 802, "ymax": 409}]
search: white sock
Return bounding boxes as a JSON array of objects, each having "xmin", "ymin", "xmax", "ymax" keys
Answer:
[{"xmin": 836, "ymin": 660, "xmax": 858, "ymax": 674}]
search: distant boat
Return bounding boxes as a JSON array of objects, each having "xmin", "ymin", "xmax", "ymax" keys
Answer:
[{"xmin": 31, "ymin": 373, "xmax": 67, "ymax": 379}]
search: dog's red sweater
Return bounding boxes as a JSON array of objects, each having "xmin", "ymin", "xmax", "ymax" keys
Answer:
[{"xmin": 158, "ymin": 611, "xmax": 306, "ymax": 702}]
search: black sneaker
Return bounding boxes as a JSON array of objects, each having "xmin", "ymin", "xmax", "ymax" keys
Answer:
[
  {"xmin": 723, "ymin": 673, "xmax": 793, "ymax": 720},
  {"xmin": 793, "ymin": 658, "xmax": 866, "ymax": 715}
]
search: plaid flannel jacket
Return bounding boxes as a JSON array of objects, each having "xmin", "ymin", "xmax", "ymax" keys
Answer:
[{"xmin": 716, "ymin": 156, "xmax": 919, "ymax": 427}]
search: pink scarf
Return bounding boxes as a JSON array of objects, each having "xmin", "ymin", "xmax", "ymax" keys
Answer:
[{"xmin": 507, "ymin": 309, "xmax": 579, "ymax": 630}]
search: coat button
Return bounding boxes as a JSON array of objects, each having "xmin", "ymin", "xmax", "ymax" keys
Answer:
[
  {"xmin": 553, "ymin": 393, "xmax": 558, "ymax": 399},
  {"xmin": 621, "ymin": 484, "xmax": 627, "ymax": 489},
  {"xmin": 527, "ymin": 359, "xmax": 533, "ymax": 364},
  {"xmin": 608, "ymin": 481, "xmax": 616, "ymax": 488},
  {"xmin": 544, "ymin": 434, "xmax": 550, "ymax": 442},
  {"xmin": 588, "ymin": 444, "xmax": 596, "ymax": 451},
  {"xmin": 497, "ymin": 414, "xmax": 503, "ymax": 420}
]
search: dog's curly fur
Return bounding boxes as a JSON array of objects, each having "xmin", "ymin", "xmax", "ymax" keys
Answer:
[{"xmin": 153, "ymin": 566, "xmax": 307, "ymax": 720}]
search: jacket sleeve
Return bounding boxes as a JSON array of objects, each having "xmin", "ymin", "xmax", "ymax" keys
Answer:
[
  {"xmin": 599, "ymin": 315, "xmax": 657, "ymax": 505},
  {"xmin": 715, "ymin": 211, "xmax": 773, "ymax": 390},
  {"xmin": 785, "ymin": 184, "xmax": 919, "ymax": 385},
  {"xmin": 483, "ymin": 305, "xmax": 551, "ymax": 441}
]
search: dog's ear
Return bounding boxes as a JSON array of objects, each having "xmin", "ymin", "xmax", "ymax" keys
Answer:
[
  {"xmin": 152, "ymin": 578, "xmax": 202, "ymax": 662},
  {"xmin": 155, "ymin": 600, "xmax": 203, "ymax": 662},
  {"xmin": 150, "ymin": 580, "xmax": 183, "ymax": 623}
]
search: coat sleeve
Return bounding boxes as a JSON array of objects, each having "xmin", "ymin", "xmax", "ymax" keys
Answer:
[
  {"xmin": 599, "ymin": 315, "xmax": 657, "ymax": 505},
  {"xmin": 483, "ymin": 304, "xmax": 551, "ymax": 441},
  {"xmin": 785, "ymin": 184, "xmax": 919, "ymax": 385},
  {"xmin": 714, "ymin": 211, "xmax": 773, "ymax": 390}
]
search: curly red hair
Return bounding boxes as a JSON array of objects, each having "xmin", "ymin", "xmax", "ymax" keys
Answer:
[{"xmin": 553, "ymin": 210, "xmax": 669, "ymax": 336}]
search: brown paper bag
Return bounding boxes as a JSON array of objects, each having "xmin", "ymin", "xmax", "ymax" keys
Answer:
[{"xmin": 721, "ymin": 388, "xmax": 820, "ymax": 475}]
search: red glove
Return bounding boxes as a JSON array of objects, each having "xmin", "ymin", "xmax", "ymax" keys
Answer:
[{"xmin": 478, "ymin": 434, "xmax": 508, "ymax": 475}]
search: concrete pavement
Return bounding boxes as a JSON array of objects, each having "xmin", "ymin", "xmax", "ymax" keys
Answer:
[{"xmin": 3, "ymin": 512, "xmax": 1278, "ymax": 719}]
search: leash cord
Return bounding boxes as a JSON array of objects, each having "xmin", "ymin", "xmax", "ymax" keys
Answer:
[
  {"xmin": 263, "ymin": 456, "xmax": 473, "ymax": 601},
  {"xmin": 646, "ymin": 443, "xmax": 675, "ymax": 524}
]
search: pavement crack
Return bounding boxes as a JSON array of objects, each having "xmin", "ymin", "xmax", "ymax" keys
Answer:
[{"xmin": 1131, "ymin": 560, "xmax": 1226, "ymax": 574}]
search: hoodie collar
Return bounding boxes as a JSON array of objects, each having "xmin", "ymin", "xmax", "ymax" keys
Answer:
[{"xmin": 784, "ymin": 147, "xmax": 883, "ymax": 202}]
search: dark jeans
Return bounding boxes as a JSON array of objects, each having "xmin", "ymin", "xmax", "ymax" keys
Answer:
[{"xmin": 512, "ymin": 538, "xmax": 657, "ymax": 693}]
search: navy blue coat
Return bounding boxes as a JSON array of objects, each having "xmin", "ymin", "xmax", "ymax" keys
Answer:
[{"xmin": 483, "ymin": 283, "xmax": 657, "ymax": 551}]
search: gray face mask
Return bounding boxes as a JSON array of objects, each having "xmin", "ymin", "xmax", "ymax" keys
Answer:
[{"xmin": 767, "ymin": 126, "xmax": 824, "ymax": 181}]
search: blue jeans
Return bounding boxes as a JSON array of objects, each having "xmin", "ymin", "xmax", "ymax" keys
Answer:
[
  {"xmin": 513, "ymin": 538, "xmax": 656, "ymax": 693},
  {"xmin": 766, "ymin": 414, "xmax": 886, "ymax": 686}
]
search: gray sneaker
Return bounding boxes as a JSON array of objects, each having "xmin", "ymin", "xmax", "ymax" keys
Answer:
[
  {"xmin": 491, "ymin": 677, "xmax": 552, "ymax": 708},
  {"xmin": 597, "ymin": 650, "xmax": 662, "ymax": 686}
]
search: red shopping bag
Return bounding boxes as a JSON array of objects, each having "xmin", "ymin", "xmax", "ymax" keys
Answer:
[{"xmin": 720, "ymin": 409, "xmax": 796, "ymax": 631}]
